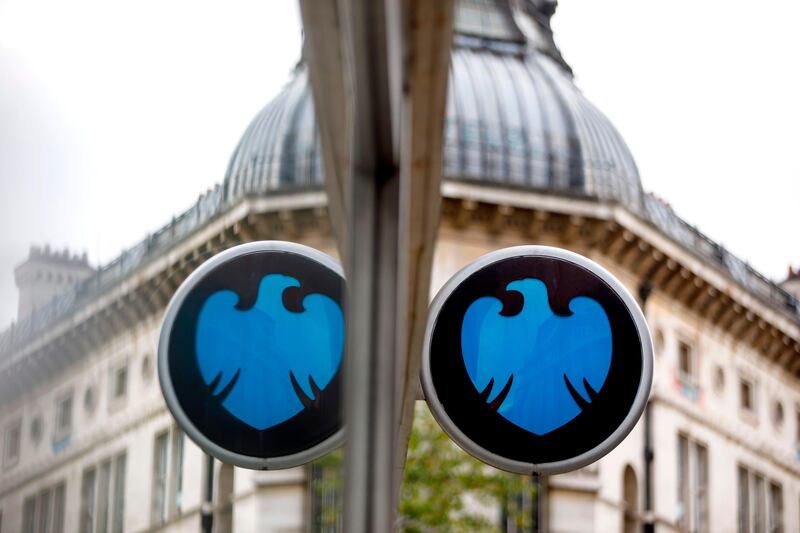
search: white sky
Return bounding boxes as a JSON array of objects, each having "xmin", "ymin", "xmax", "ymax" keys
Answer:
[{"xmin": 0, "ymin": 0, "xmax": 797, "ymax": 329}]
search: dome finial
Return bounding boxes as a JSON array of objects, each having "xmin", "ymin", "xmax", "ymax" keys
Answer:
[
  {"xmin": 509, "ymin": 0, "xmax": 572, "ymax": 75},
  {"xmin": 532, "ymin": 0, "xmax": 557, "ymax": 18}
]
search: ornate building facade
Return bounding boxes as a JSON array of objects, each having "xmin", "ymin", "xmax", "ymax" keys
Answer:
[{"xmin": 1, "ymin": 1, "xmax": 799, "ymax": 532}]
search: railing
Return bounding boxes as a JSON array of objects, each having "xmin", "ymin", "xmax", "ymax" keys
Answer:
[
  {"xmin": 1, "ymin": 182, "xmax": 797, "ymax": 361},
  {"xmin": 642, "ymin": 193, "xmax": 799, "ymax": 319},
  {"xmin": 0, "ymin": 185, "xmax": 225, "ymax": 359}
]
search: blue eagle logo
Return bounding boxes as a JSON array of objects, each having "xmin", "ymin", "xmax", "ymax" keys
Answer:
[
  {"xmin": 461, "ymin": 278, "xmax": 612, "ymax": 435},
  {"xmin": 195, "ymin": 274, "xmax": 345, "ymax": 430}
]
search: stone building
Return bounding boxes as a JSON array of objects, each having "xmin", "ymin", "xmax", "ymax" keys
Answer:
[{"xmin": 1, "ymin": 1, "xmax": 799, "ymax": 532}]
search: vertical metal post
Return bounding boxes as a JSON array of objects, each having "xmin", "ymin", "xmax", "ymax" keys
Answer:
[
  {"xmin": 643, "ymin": 401, "xmax": 654, "ymax": 533},
  {"xmin": 201, "ymin": 454, "xmax": 214, "ymax": 533},
  {"xmin": 337, "ymin": 1, "xmax": 401, "ymax": 530},
  {"xmin": 533, "ymin": 473, "xmax": 548, "ymax": 533},
  {"xmin": 639, "ymin": 281, "xmax": 654, "ymax": 533},
  {"xmin": 299, "ymin": 1, "xmax": 453, "ymax": 530}
]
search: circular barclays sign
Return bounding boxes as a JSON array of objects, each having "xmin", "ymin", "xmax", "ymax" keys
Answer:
[
  {"xmin": 421, "ymin": 246, "xmax": 653, "ymax": 475},
  {"xmin": 158, "ymin": 241, "xmax": 345, "ymax": 469}
]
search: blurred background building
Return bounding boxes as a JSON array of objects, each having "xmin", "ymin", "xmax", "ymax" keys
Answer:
[{"xmin": 1, "ymin": 0, "xmax": 799, "ymax": 532}]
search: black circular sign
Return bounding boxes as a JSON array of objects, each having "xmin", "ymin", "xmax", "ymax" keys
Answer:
[
  {"xmin": 421, "ymin": 246, "xmax": 653, "ymax": 474},
  {"xmin": 158, "ymin": 241, "xmax": 345, "ymax": 469}
]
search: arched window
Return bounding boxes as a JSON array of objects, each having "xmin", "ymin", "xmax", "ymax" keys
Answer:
[
  {"xmin": 623, "ymin": 465, "xmax": 639, "ymax": 533},
  {"xmin": 215, "ymin": 463, "xmax": 234, "ymax": 533}
]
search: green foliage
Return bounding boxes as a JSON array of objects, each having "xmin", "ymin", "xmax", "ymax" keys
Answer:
[
  {"xmin": 399, "ymin": 402, "xmax": 536, "ymax": 532},
  {"xmin": 309, "ymin": 403, "xmax": 537, "ymax": 532},
  {"xmin": 309, "ymin": 451, "xmax": 344, "ymax": 531}
]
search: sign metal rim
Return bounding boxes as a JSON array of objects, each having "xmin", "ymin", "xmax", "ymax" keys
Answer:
[
  {"xmin": 420, "ymin": 245, "xmax": 654, "ymax": 475},
  {"xmin": 157, "ymin": 240, "xmax": 345, "ymax": 470}
]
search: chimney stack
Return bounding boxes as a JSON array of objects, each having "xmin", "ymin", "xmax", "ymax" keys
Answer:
[
  {"xmin": 14, "ymin": 245, "xmax": 94, "ymax": 319},
  {"xmin": 783, "ymin": 265, "xmax": 800, "ymax": 301}
]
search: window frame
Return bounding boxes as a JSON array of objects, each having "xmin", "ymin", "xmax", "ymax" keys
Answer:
[
  {"xmin": 80, "ymin": 465, "xmax": 97, "ymax": 533},
  {"xmin": 168, "ymin": 428, "xmax": 185, "ymax": 519},
  {"xmin": 677, "ymin": 340, "xmax": 696, "ymax": 385},
  {"xmin": 53, "ymin": 390, "xmax": 74, "ymax": 444},
  {"xmin": 150, "ymin": 426, "xmax": 185, "ymax": 526},
  {"xmin": 2, "ymin": 418, "xmax": 22, "ymax": 468},
  {"xmin": 738, "ymin": 374, "xmax": 758, "ymax": 422},
  {"xmin": 768, "ymin": 481, "xmax": 784, "ymax": 533},
  {"xmin": 96, "ymin": 459, "xmax": 112, "ymax": 533},
  {"xmin": 111, "ymin": 453, "xmax": 126, "ymax": 533},
  {"xmin": 151, "ymin": 430, "xmax": 169, "ymax": 526},
  {"xmin": 738, "ymin": 463, "xmax": 783, "ymax": 533},
  {"xmin": 108, "ymin": 359, "xmax": 129, "ymax": 412},
  {"xmin": 675, "ymin": 337, "xmax": 701, "ymax": 401},
  {"xmin": 676, "ymin": 432, "xmax": 709, "ymax": 533},
  {"xmin": 772, "ymin": 400, "xmax": 784, "ymax": 430},
  {"xmin": 79, "ymin": 452, "xmax": 127, "ymax": 533},
  {"xmin": 22, "ymin": 495, "xmax": 36, "ymax": 533},
  {"xmin": 21, "ymin": 480, "xmax": 67, "ymax": 533},
  {"xmin": 794, "ymin": 406, "xmax": 800, "ymax": 455}
]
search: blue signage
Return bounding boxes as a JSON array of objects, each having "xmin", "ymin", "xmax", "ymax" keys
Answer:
[
  {"xmin": 158, "ymin": 241, "xmax": 345, "ymax": 469},
  {"xmin": 421, "ymin": 246, "xmax": 653, "ymax": 475}
]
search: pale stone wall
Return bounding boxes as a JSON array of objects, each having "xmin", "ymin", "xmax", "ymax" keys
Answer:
[
  {"xmin": 432, "ymin": 227, "xmax": 800, "ymax": 533},
  {"xmin": 0, "ymin": 219, "xmax": 798, "ymax": 533}
]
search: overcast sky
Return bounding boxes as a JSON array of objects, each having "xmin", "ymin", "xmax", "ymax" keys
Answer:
[{"xmin": 0, "ymin": 0, "xmax": 797, "ymax": 329}]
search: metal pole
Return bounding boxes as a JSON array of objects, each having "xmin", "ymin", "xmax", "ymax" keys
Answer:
[
  {"xmin": 338, "ymin": 1, "xmax": 401, "ymax": 530},
  {"xmin": 201, "ymin": 454, "xmax": 214, "ymax": 533},
  {"xmin": 299, "ymin": 2, "xmax": 453, "ymax": 530},
  {"xmin": 643, "ymin": 401, "xmax": 654, "ymax": 533},
  {"xmin": 533, "ymin": 472, "xmax": 548, "ymax": 533},
  {"xmin": 639, "ymin": 281, "xmax": 654, "ymax": 533}
]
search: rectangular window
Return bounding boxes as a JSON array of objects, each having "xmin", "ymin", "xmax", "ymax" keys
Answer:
[
  {"xmin": 678, "ymin": 341, "xmax": 694, "ymax": 383},
  {"xmin": 739, "ymin": 464, "xmax": 781, "ymax": 533},
  {"xmin": 768, "ymin": 482, "xmax": 783, "ymax": 533},
  {"xmin": 80, "ymin": 467, "xmax": 97, "ymax": 533},
  {"xmin": 37, "ymin": 487, "xmax": 52, "ymax": 533},
  {"xmin": 22, "ymin": 496, "xmax": 36, "ymax": 533},
  {"xmin": 111, "ymin": 364, "xmax": 128, "ymax": 400},
  {"xmin": 54, "ymin": 393, "xmax": 73, "ymax": 441},
  {"xmin": 753, "ymin": 474, "xmax": 765, "ymax": 533},
  {"xmin": 79, "ymin": 452, "xmax": 125, "ymax": 533},
  {"xmin": 52, "ymin": 483, "xmax": 66, "ymax": 533},
  {"xmin": 152, "ymin": 431, "xmax": 169, "ymax": 525},
  {"xmin": 677, "ymin": 433, "xmax": 709, "ymax": 533},
  {"xmin": 2, "ymin": 420, "xmax": 21, "ymax": 467},
  {"xmin": 676, "ymin": 341, "xmax": 701, "ymax": 401},
  {"xmin": 693, "ymin": 442, "xmax": 709, "ymax": 533},
  {"xmin": 795, "ymin": 408, "xmax": 800, "ymax": 456},
  {"xmin": 169, "ymin": 429, "xmax": 185, "ymax": 518},
  {"xmin": 112, "ymin": 453, "xmax": 126, "ymax": 533},
  {"xmin": 20, "ymin": 480, "xmax": 65, "ymax": 533},
  {"xmin": 677, "ymin": 434, "xmax": 689, "ymax": 527},
  {"xmin": 739, "ymin": 466, "xmax": 750, "ymax": 533},
  {"xmin": 96, "ymin": 460, "xmax": 112, "ymax": 533},
  {"xmin": 740, "ymin": 378, "xmax": 755, "ymax": 413},
  {"xmin": 151, "ymin": 427, "xmax": 183, "ymax": 525}
]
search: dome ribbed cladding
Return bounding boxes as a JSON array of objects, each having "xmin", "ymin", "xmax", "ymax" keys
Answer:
[
  {"xmin": 224, "ymin": 68, "xmax": 322, "ymax": 200},
  {"xmin": 223, "ymin": 0, "xmax": 642, "ymax": 209}
]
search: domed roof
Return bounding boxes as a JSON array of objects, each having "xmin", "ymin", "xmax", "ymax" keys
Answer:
[{"xmin": 224, "ymin": 0, "xmax": 642, "ymax": 208}]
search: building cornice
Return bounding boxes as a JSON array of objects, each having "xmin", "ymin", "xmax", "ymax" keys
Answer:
[
  {"xmin": 0, "ymin": 192, "xmax": 328, "ymax": 405},
  {"xmin": 1, "ymin": 182, "xmax": 798, "ymax": 404},
  {"xmin": 440, "ymin": 181, "xmax": 800, "ymax": 377}
]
